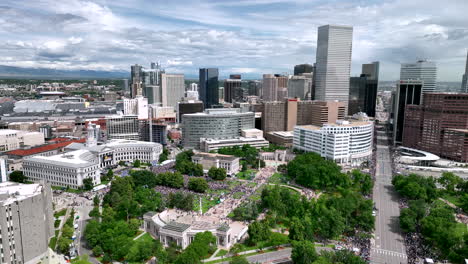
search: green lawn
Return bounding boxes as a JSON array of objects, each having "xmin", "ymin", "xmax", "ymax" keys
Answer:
[
  {"xmin": 48, "ymin": 237, "xmax": 57, "ymax": 249},
  {"xmin": 454, "ymin": 223, "xmax": 468, "ymax": 237},
  {"xmin": 236, "ymin": 170, "xmax": 256, "ymax": 180},
  {"xmin": 52, "ymin": 186, "xmax": 83, "ymax": 194},
  {"xmin": 215, "ymin": 249, "xmax": 228, "ymax": 257},
  {"xmin": 71, "ymin": 255, "xmax": 93, "ymax": 264},
  {"xmin": 135, "ymin": 232, "xmax": 155, "ymax": 243},
  {"xmin": 233, "ymin": 192, "xmax": 245, "ymax": 199},
  {"xmin": 441, "ymin": 193, "xmax": 462, "ymax": 207},
  {"xmin": 193, "ymin": 195, "xmax": 218, "ymax": 213},
  {"xmin": 268, "ymin": 173, "xmax": 283, "ymax": 184},
  {"xmin": 54, "ymin": 208, "xmax": 67, "ymax": 218}
]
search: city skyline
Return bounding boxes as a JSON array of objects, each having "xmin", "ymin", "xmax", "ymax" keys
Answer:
[{"xmin": 0, "ymin": 0, "xmax": 467, "ymax": 81}]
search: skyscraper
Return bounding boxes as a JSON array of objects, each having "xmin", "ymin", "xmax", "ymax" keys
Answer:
[
  {"xmin": 262, "ymin": 74, "xmax": 278, "ymax": 101},
  {"xmin": 199, "ymin": 68, "xmax": 219, "ymax": 108},
  {"xmin": 130, "ymin": 64, "xmax": 143, "ymax": 98},
  {"xmin": 400, "ymin": 60, "xmax": 437, "ymax": 95},
  {"xmin": 161, "ymin": 73, "xmax": 185, "ymax": 107},
  {"xmin": 294, "ymin": 64, "xmax": 313, "ymax": 76},
  {"xmin": 348, "ymin": 62, "xmax": 379, "ymax": 117},
  {"xmin": 461, "ymin": 51, "xmax": 468, "ymax": 93},
  {"xmin": 392, "ymin": 80, "xmax": 423, "ymax": 144},
  {"xmin": 315, "ymin": 25, "xmax": 353, "ymax": 110},
  {"xmin": 224, "ymin": 78, "xmax": 243, "ymax": 103}
]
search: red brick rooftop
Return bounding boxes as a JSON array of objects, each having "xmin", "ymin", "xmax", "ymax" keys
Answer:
[{"xmin": 6, "ymin": 138, "xmax": 85, "ymax": 157}]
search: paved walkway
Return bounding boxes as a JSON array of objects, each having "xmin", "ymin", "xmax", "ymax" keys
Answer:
[{"xmin": 133, "ymin": 231, "xmax": 147, "ymax": 241}]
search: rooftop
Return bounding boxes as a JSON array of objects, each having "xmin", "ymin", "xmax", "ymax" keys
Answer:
[
  {"xmin": 26, "ymin": 149, "xmax": 97, "ymax": 168},
  {"xmin": 6, "ymin": 138, "xmax": 86, "ymax": 157},
  {"xmin": 0, "ymin": 182, "xmax": 43, "ymax": 205},
  {"xmin": 193, "ymin": 152, "xmax": 238, "ymax": 161}
]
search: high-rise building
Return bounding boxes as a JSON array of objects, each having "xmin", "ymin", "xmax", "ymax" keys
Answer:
[
  {"xmin": 0, "ymin": 181, "xmax": 54, "ymax": 264},
  {"xmin": 348, "ymin": 62, "xmax": 379, "ymax": 117},
  {"xmin": 0, "ymin": 158, "xmax": 7, "ymax": 182},
  {"xmin": 261, "ymin": 99, "xmax": 345, "ymax": 133},
  {"xmin": 288, "ymin": 75, "xmax": 312, "ymax": 100},
  {"xmin": 400, "ymin": 60, "xmax": 437, "ymax": 95},
  {"xmin": 224, "ymin": 78, "xmax": 243, "ymax": 103},
  {"xmin": 392, "ymin": 80, "xmax": 423, "ymax": 144},
  {"xmin": 144, "ymin": 85, "xmax": 161, "ymax": 105},
  {"xmin": 262, "ymin": 74, "xmax": 278, "ymax": 101},
  {"xmin": 315, "ymin": 25, "xmax": 353, "ymax": 110},
  {"xmin": 106, "ymin": 115, "xmax": 139, "ymax": 140},
  {"xmin": 248, "ymin": 81, "xmax": 261, "ymax": 96},
  {"xmin": 123, "ymin": 96, "xmax": 148, "ymax": 119},
  {"xmin": 182, "ymin": 108, "xmax": 255, "ymax": 149},
  {"xmin": 130, "ymin": 64, "xmax": 143, "ymax": 98},
  {"xmin": 199, "ymin": 68, "xmax": 219, "ymax": 108},
  {"xmin": 276, "ymin": 74, "xmax": 288, "ymax": 100},
  {"xmin": 177, "ymin": 100, "xmax": 204, "ymax": 123},
  {"xmin": 139, "ymin": 122, "xmax": 167, "ymax": 145},
  {"xmin": 161, "ymin": 73, "xmax": 185, "ymax": 107},
  {"xmin": 461, "ymin": 51, "xmax": 468, "ymax": 93},
  {"xmin": 294, "ymin": 64, "xmax": 313, "ymax": 76},
  {"xmin": 123, "ymin": 79, "xmax": 129, "ymax": 92},
  {"xmin": 402, "ymin": 93, "xmax": 468, "ymax": 162}
]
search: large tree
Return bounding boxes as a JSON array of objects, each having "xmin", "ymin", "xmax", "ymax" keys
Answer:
[
  {"xmin": 188, "ymin": 177, "xmax": 209, "ymax": 193},
  {"xmin": 208, "ymin": 167, "xmax": 227, "ymax": 180},
  {"xmin": 291, "ymin": 240, "xmax": 318, "ymax": 264},
  {"xmin": 9, "ymin": 170, "xmax": 25, "ymax": 183}
]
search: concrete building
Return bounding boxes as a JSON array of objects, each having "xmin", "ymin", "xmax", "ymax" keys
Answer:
[
  {"xmin": 186, "ymin": 83, "xmax": 199, "ymax": 100},
  {"xmin": 0, "ymin": 158, "xmax": 7, "ymax": 182},
  {"xmin": 123, "ymin": 96, "xmax": 148, "ymax": 119},
  {"xmin": 139, "ymin": 123, "xmax": 167, "ymax": 145},
  {"xmin": 348, "ymin": 62, "xmax": 379, "ymax": 117},
  {"xmin": 265, "ymin": 131, "xmax": 294, "ymax": 147},
  {"xmin": 0, "ymin": 130, "xmax": 45, "ymax": 152},
  {"xmin": 461, "ymin": 51, "xmax": 468, "ymax": 93},
  {"xmin": 402, "ymin": 93, "xmax": 468, "ymax": 162},
  {"xmin": 392, "ymin": 80, "xmax": 423, "ymax": 144},
  {"xmin": 288, "ymin": 75, "xmax": 312, "ymax": 100},
  {"xmin": 144, "ymin": 85, "xmax": 161, "ymax": 105},
  {"xmin": 161, "ymin": 73, "xmax": 185, "ymax": 107},
  {"xmin": 262, "ymin": 74, "xmax": 278, "ymax": 101},
  {"xmin": 23, "ymin": 149, "xmax": 101, "ymax": 188},
  {"xmin": 106, "ymin": 115, "xmax": 139, "ymax": 140},
  {"xmin": 294, "ymin": 113, "xmax": 373, "ymax": 166},
  {"xmin": 182, "ymin": 108, "xmax": 255, "ymax": 149},
  {"xmin": 199, "ymin": 68, "xmax": 219, "ymax": 108},
  {"xmin": 192, "ymin": 152, "xmax": 240, "ymax": 176},
  {"xmin": 224, "ymin": 79, "xmax": 243, "ymax": 103},
  {"xmin": 200, "ymin": 136, "xmax": 269, "ymax": 152},
  {"xmin": 294, "ymin": 64, "xmax": 313, "ymax": 76},
  {"xmin": 177, "ymin": 100, "xmax": 204, "ymax": 123},
  {"xmin": 315, "ymin": 25, "xmax": 353, "ymax": 110},
  {"xmin": 66, "ymin": 139, "xmax": 163, "ymax": 168},
  {"xmin": 248, "ymin": 81, "xmax": 261, "ymax": 96},
  {"xmin": 401, "ymin": 60, "xmax": 437, "ymax": 95},
  {"xmin": 261, "ymin": 100, "xmax": 345, "ymax": 133},
  {"xmin": 0, "ymin": 182, "xmax": 54, "ymax": 264},
  {"xmin": 143, "ymin": 209, "xmax": 247, "ymax": 250}
]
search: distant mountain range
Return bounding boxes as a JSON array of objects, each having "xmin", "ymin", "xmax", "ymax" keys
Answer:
[{"xmin": 0, "ymin": 65, "xmax": 129, "ymax": 79}]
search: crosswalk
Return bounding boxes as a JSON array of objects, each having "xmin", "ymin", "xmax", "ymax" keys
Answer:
[{"xmin": 372, "ymin": 248, "xmax": 407, "ymax": 259}]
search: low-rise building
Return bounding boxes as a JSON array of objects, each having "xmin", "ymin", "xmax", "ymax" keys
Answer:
[
  {"xmin": 143, "ymin": 209, "xmax": 247, "ymax": 250},
  {"xmin": 192, "ymin": 152, "xmax": 240, "ymax": 176},
  {"xmin": 0, "ymin": 129, "xmax": 45, "ymax": 151},
  {"xmin": 23, "ymin": 149, "xmax": 101, "ymax": 188},
  {"xmin": 200, "ymin": 137, "xmax": 269, "ymax": 152},
  {"xmin": 293, "ymin": 113, "xmax": 373, "ymax": 166},
  {"xmin": 0, "ymin": 182, "xmax": 54, "ymax": 264}
]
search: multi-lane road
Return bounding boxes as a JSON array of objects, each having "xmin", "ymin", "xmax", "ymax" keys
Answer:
[{"xmin": 371, "ymin": 127, "xmax": 407, "ymax": 264}]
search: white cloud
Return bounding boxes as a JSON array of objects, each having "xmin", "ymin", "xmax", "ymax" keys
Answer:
[{"xmin": 0, "ymin": 0, "xmax": 466, "ymax": 80}]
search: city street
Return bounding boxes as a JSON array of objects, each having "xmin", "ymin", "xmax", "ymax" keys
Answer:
[{"xmin": 371, "ymin": 127, "xmax": 407, "ymax": 264}]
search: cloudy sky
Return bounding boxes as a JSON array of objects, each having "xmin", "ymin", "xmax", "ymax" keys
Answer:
[{"xmin": 0, "ymin": 0, "xmax": 467, "ymax": 80}]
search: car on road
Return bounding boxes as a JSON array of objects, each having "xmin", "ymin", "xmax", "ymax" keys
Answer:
[{"xmin": 334, "ymin": 245, "xmax": 344, "ymax": 250}]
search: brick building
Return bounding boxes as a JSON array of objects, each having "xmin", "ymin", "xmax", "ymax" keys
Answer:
[{"xmin": 402, "ymin": 93, "xmax": 468, "ymax": 162}]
